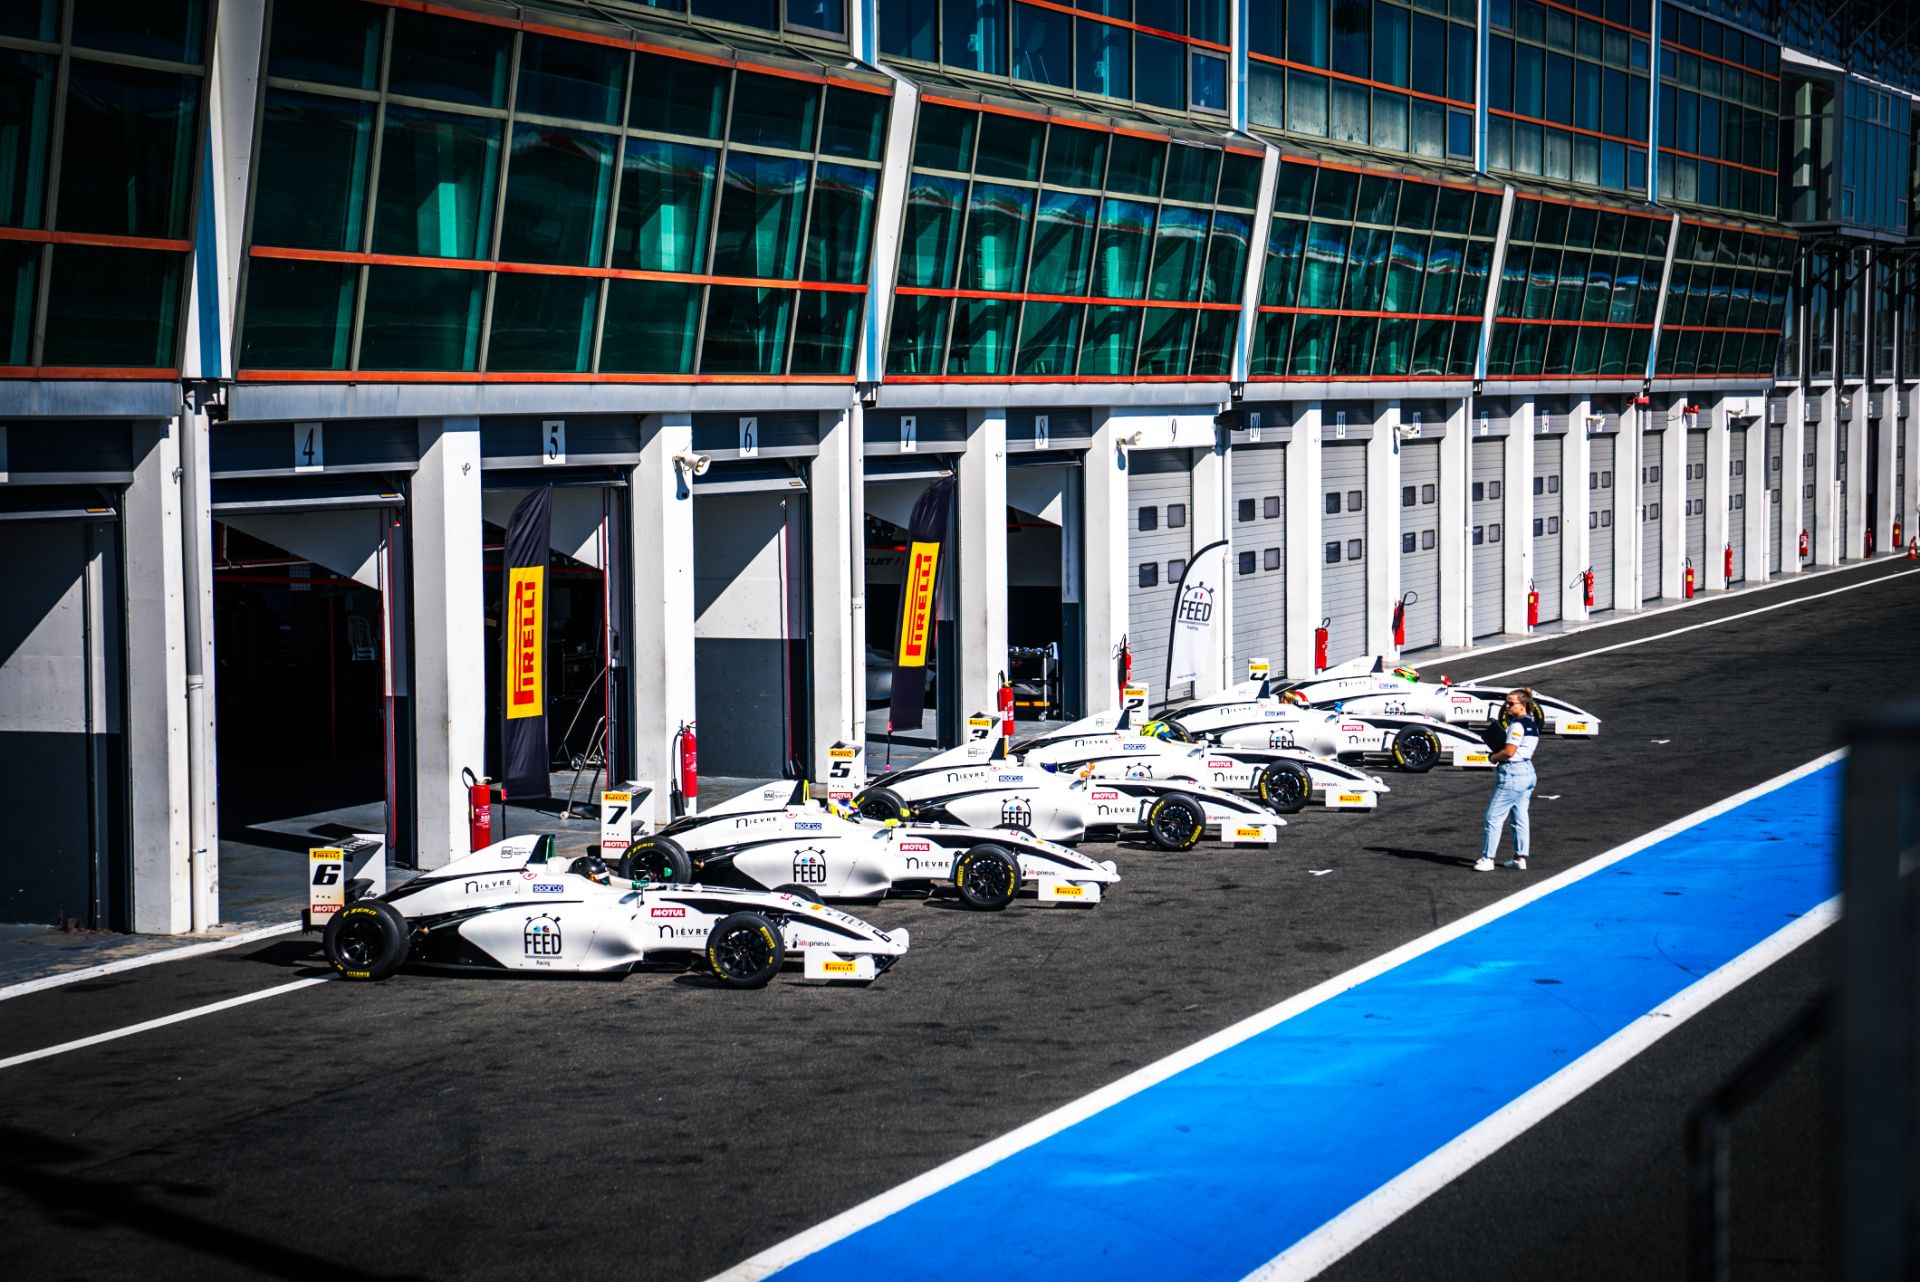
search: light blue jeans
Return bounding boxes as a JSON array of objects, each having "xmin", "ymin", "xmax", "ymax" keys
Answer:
[{"xmin": 1481, "ymin": 760, "xmax": 1537, "ymax": 862}]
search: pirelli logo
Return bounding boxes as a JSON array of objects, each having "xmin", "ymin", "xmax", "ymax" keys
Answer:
[
  {"xmin": 896, "ymin": 541, "xmax": 941, "ymax": 667},
  {"xmin": 507, "ymin": 566, "xmax": 545, "ymax": 719}
]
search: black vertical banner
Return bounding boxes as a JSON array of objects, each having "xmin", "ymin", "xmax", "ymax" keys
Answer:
[
  {"xmin": 502, "ymin": 487, "xmax": 552, "ymax": 799},
  {"xmin": 887, "ymin": 477, "xmax": 955, "ymax": 730}
]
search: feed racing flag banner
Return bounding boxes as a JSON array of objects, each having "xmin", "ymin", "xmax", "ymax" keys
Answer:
[
  {"xmin": 1166, "ymin": 538, "xmax": 1229, "ymax": 689},
  {"xmin": 502, "ymin": 486, "xmax": 552, "ymax": 799},
  {"xmin": 887, "ymin": 477, "xmax": 955, "ymax": 731}
]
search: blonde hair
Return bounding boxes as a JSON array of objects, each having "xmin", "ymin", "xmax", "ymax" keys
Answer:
[{"xmin": 1507, "ymin": 687, "xmax": 1544, "ymax": 724}]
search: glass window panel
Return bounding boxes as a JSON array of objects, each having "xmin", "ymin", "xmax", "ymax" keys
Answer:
[
  {"xmin": 1449, "ymin": 23, "xmax": 1476, "ymax": 102},
  {"xmin": 236, "ymin": 258, "xmax": 354, "ymax": 370},
  {"xmin": 1093, "ymin": 198, "xmax": 1155, "ymax": 299},
  {"xmin": 1340, "ymin": 226, "xmax": 1388, "ymax": 311},
  {"xmin": 498, "ymin": 124, "xmax": 615, "ymax": 266},
  {"xmin": 948, "ymin": 299, "xmax": 1015, "ymax": 374},
  {"xmin": 1514, "ymin": 44, "xmax": 1543, "ymax": 116},
  {"xmin": 1375, "ymin": 318, "xmax": 1412, "ymax": 374},
  {"xmin": 0, "ymin": 52, "xmax": 56, "ymax": 230},
  {"xmin": 1217, "ymin": 153, "xmax": 1262, "ymax": 209},
  {"xmin": 373, "ymin": 105, "xmax": 502, "ymax": 260},
  {"xmin": 388, "ymin": 10, "xmax": 510, "ymax": 108},
  {"xmin": 1457, "ymin": 241, "xmax": 1491, "ymax": 314},
  {"xmin": 1311, "ymin": 167, "xmax": 1357, "ymax": 221},
  {"xmin": 1260, "ymin": 216, "xmax": 1305, "ymax": 306},
  {"xmin": 485, "ymin": 274, "xmax": 595, "ymax": 372},
  {"xmin": 790, "ymin": 289, "xmax": 861, "ymax": 375},
  {"xmin": 1164, "ymin": 145, "xmax": 1221, "ymax": 204},
  {"xmin": 1411, "ymin": 317, "xmax": 1451, "ymax": 373},
  {"xmin": 1249, "ymin": 63, "xmax": 1285, "ymax": 129},
  {"xmin": 1028, "ymin": 190, "xmax": 1097, "ymax": 295},
  {"xmin": 1080, "ymin": 304, "xmax": 1141, "ymax": 375},
  {"xmin": 1410, "ymin": 13, "xmax": 1447, "ymax": 96},
  {"xmin": 914, "ymin": 104, "xmax": 975, "ymax": 172},
  {"xmin": 701, "ymin": 286, "xmax": 792, "ymax": 374},
  {"xmin": 711, "ymin": 153, "xmax": 809, "ymax": 279},
  {"xmin": 1290, "ymin": 0, "xmax": 1330, "ymax": 64},
  {"xmin": 886, "ymin": 292, "xmax": 948, "ymax": 374},
  {"xmin": 1385, "ymin": 230, "xmax": 1425, "ymax": 312},
  {"xmin": 804, "ymin": 163, "xmax": 876, "ymax": 283},
  {"xmin": 57, "ymin": 62, "xmax": 198, "ymax": 240},
  {"xmin": 1013, "ymin": 1, "xmax": 1073, "ymax": 87},
  {"xmin": 1106, "ymin": 137, "xmax": 1165, "ymax": 199},
  {"xmin": 1355, "ymin": 175, "xmax": 1397, "ymax": 225},
  {"xmin": 1, "ymin": 0, "xmax": 56, "ymax": 41},
  {"xmin": 612, "ymin": 140, "xmax": 716, "ymax": 275},
  {"xmin": 601, "ymin": 279, "xmax": 699, "ymax": 373},
  {"xmin": 1330, "ymin": 80, "xmax": 1369, "ymax": 145},
  {"xmin": 1272, "ymin": 161, "xmax": 1315, "ymax": 216},
  {"xmin": 1288, "ymin": 70, "xmax": 1329, "ymax": 136},
  {"xmin": 515, "ymin": 33, "xmax": 623, "ymax": 126},
  {"xmin": 71, "ymin": 0, "xmax": 205, "ymax": 63},
  {"xmin": 1201, "ymin": 211, "xmax": 1251, "ymax": 304},
  {"xmin": 962, "ymin": 183, "xmax": 1034, "ymax": 292},
  {"xmin": 0, "ymin": 242, "xmax": 36, "ymax": 365},
  {"xmin": 1191, "ymin": 308, "xmax": 1234, "ymax": 376},
  {"xmin": 1411, "ymin": 99, "xmax": 1445, "ymax": 158},
  {"xmin": 730, "ymin": 72, "xmax": 818, "ymax": 152},
  {"xmin": 1077, "ymin": 17, "xmax": 1130, "ymax": 98},
  {"xmin": 819, "ymin": 87, "xmax": 887, "ymax": 161},
  {"xmin": 1371, "ymin": 90, "xmax": 1409, "ymax": 151},
  {"xmin": 1301, "ymin": 222, "xmax": 1349, "ymax": 308},
  {"xmin": 1044, "ymin": 125, "xmax": 1107, "ymax": 188},
  {"xmin": 1373, "ymin": 2, "xmax": 1408, "ymax": 85},
  {"xmin": 1290, "ymin": 313, "xmax": 1331, "ymax": 375},
  {"xmin": 1148, "ymin": 205, "xmax": 1209, "ymax": 301},
  {"xmin": 692, "ymin": 0, "xmax": 777, "ymax": 28},
  {"xmin": 1136, "ymin": 34, "xmax": 1186, "ymax": 110},
  {"xmin": 1331, "ymin": 0, "xmax": 1370, "ymax": 77},
  {"xmin": 252, "ymin": 92, "xmax": 373, "ymax": 252},
  {"xmin": 1433, "ymin": 186, "xmax": 1473, "ymax": 235},
  {"xmin": 1192, "ymin": 52, "xmax": 1227, "ymax": 112},
  {"xmin": 1016, "ymin": 301, "xmax": 1081, "ymax": 375},
  {"xmin": 630, "ymin": 54, "xmax": 727, "ymax": 140},
  {"xmin": 1250, "ymin": 312, "xmax": 1292, "ymax": 376},
  {"xmin": 267, "ymin": 0, "xmax": 381, "ymax": 89},
  {"xmin": 1421, "ymin": 236, "xmax": 1462, "ymax": 313},
  {"xmin": 1137, "ymin": 306, "xmax": 1194, "ymax": 374},
  {"xmin": 974, "ymin": 113, "xmax": 1041, "ymax": 181},
  {"xmin": 946, "ymin": 0, "xmax": 1006, "ymax": 76},
  {"xmin": 359, "ymin": 264, "xmax": 485, "ymax": 371},
  {"xmin": 879, "ymin": 0, "xmax": 937, "ymax": 59},
  {"xmin": 1332, "ymin": 317, "xmax": 1376, "ymax": 374}
]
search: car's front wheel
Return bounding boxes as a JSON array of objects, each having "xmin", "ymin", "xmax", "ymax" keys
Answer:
[
  {"xmin": 706, "ymin": 912, "xmax": 785, "ymax": 989},
  {"xmin": 953, "ymin": 844, "xmax": 1020, "ymax": 910},
  {"xmin": 854, "ymin": 786, "xmax": 910, "ymax": 823},
  {"xmin": 323, "ymin": 900, "xmax": 409, "ymax": 981},
  {"xmin": 1145, "ymin": 794, "xmax": 1206, "ymax": 851},
  {"xmin": 620, "ymin": 836, "xmax": 693, "ymax": 884},
  {"xmin": 1391, "ymin": 726, "xmax": 1442, "ymax": 772},
  {"xmin": 1255, "ymin": 762, "xmax": 1312, "ymax": 814}
]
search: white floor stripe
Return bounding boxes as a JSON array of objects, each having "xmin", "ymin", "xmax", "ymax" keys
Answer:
[
  {"xmin": 708, "ymin": 748, "xmax": 1847, "ymax": 1282},
  {"xmin": 0, "ymin": 977, "xmax": 330, "ymax": 1071},
  {"xmin": 1470, "ymin": 566, "xmax": 1920, "ymax": 683},
  {"xmin": 1244, "ymin": 897, "xmax": 1840, "ymax": 1282},
  {"xmin": 0, "ymin": 920, "xmax": 303, "ymax": 1003}
]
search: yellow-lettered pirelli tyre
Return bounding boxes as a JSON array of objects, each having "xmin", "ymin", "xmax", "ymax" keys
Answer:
[
  {"xmin": 618, "ymin": 835, "xmax": 692, "ymax": 885},
  {"xmin": 1145, "ymin": 794, "xmax": 1206, "ymax": 851},
  {"xmin": 1254, "ymin": 761, "xmax": 1312, "ymax": 814},
  {"xmin": 1390, "ymin": 725, "xmax": 1442, "ymax": 773},
  {"xmin": 706, "ymin": 911, "xmax": 786, "ymax": 989},
  {"xmin": 322, "ymin": 900, "xmax": 410, "ymax": 981},
  {"xmin": 953, "ymin": 844, "xmax": 1020, "ymax": 910},
  {"xmin": 854, "ymin": 786, "xmax": 911, "ymax": 823}
]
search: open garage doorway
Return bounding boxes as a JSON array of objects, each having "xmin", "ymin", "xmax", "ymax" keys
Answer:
[
  {"xmin": 1007, "ymin": 456, "xmax": 1082, "ymax": 726},
  {"xmin": 865, "ymin": 461, "xmax": 957, "ymax": 763}
]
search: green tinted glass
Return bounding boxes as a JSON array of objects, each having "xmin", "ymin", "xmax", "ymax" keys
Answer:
[
  {"xmin": 1201, "ymin": 211, "xmax": 1251, "ymax": 304},
  {"xmin": 387, "ymin": 9, "xmax": 510, "ymax": 108},
  {"xmin": 975, "ymin": 112, "xmax": 1042, "ymax": 181},
  {"xmin": 1384, "ymin": 231, "xmax": 1424, "ymax": 312},
  {"xmin": 1433, "ymin": 185, "xmax": 1474, "ymax": 234},
  {"xmin": 1422, "ymin": 236, "xmax": 1463, "ymax": 313},
  {"xmin": 1043, "ymin": 126, "xmax": 1106, "ymax": 188},
  {"xmin": 1261, "ymin": 217, "xmax": 1305, "ymax": 307},
  {"xmin": 630, "ymin": 54, "xmax": 727, "ymax": 140},
  {"xmin": 1092, "ymin": 199, "xmax": 1154, "ymax": 300},
  {"xmin": 1341, "ymin": 227, "xmax": 1389, "ymax": 311},
  {"xmin": 612, "ymin": 140, "xmax": 715, "ymax": 275},
  {"xmin": 252, "ymin": 92, "xmax": 373, "ymax": 251},
  {"xmin": 1163, "ymin": 144, "xmax": 1221, "ymax": 204},
  {"xmin": 1105, "ymin": 136, "xmax": 1165, "ymax": 198},
  {"xmin": 1289, "ymin": 314, "xmax": 1330, "ymax": 375},
  {"xmin": 1272, "ymin": 160, "xmax": 1314, "ymax": 216},
  {"xmin": 948, "ymin": 300, "xmax": 1015, "ymax": 375},
  {"xmin": 1374, "ymin": 318, "xmax": 1413, "ymax": 375},
  {"xmin": 731, "ymin": 72, "xmax": 818, "ymax": 152},
  {"xmin": 1028, "ymin": 191, "xmax": 1096, "ymax": 296},
  {"xmin": 42, "ymin": 245, "xmax": 181, "ymax": 367},
  {"xmin": 1148, "ymin": 205, "xmax": 1209, "ymax": 301},
  {"xmin": 711, "ymin": 153, "xmax": 808, "ymax": 280},
  {"xmin": 516, "ymin": 33, "xmax": 624, "ymax": 126},
  {"xmin": 360, "ymin": 265, "xmax": 484, "ymax": 370},
  {"xmin": 1080, "ymin": 304, "xmax": 1140, "ymax": 374},
  {"xmin": 237, "ymin": 258, "xmax": 354, "ymax": 370},
  {"xmin": 1217, "ymin": 152, "xmax": 1263, "ymax": 209},
  {"xmin": 600, "ymin": 279, "xmax": 699, "ymax": 373},
  {"xmin": 486, "ymin": 274, "xmax": 595, "ymax": 372},
  {"xmin": 0, "ymin": 241, "xmax": 38, "ymax": 365},
  {"xmin": 962, "ymin": 183, "xmax": 1034, "ymax": 293},
  {"xmin": 268, "ymin": 0, "xmax": 382, "ymax": 89},
  {"xmin": 0, "ymin": 0, "xmax": 56, "ymax": 41},
  {"xmin": 1250, "ymin": 312, "xmax": 1291, "ymax": 376},
  {"xmin": 1332, "ymin": 317, "xmax": 1376, "ymax": 373},
  {"xmin": 1137, "ymin": 307, "xmax": 1194, "ymax": 375},
  {"xmin": 914, "ymin": 104, "xmax": 975, "ymax": 172},
  {"xmin": 499, "ymin": 124, "xmax": 615, "ymax": 266},
  {"xmin": 700, "ymin": 286, "xmax": 790, "ymax": 374},
  {"xmin": 1190, "ymin": 309, "xmax": 1235, "ymax": 376},
  {"xmin": 57, "ymin": 61, "xmax": 198, "ymax": 239},
  {"xmin": 1016, "ymin": 301, "xmax": 1081, "ymax": 376},
  {"xmin": 791, "ymin": 290, "xmax": 861, "ymax": 375},
  {"xmin": 886, "ymin": 292, "xmax": 948, "ymax": 375},
  {"xmin": 0, "ymin": 51, "xmax": 54, "ymax": 230},
  {"xmin": 805, "ymin": 164, "xmax": 877, "ymax": 284},
  {"xmin": 897, "ymin": 174, "xmax": 965, "ymax": 289},
  {"xmin": 820, "ymin": 87, "xmax": 887, "ymax": 161},
  {"xmin": 1301, "ymin": 222, "xmax": 1348, "ymax": 309},
  {"xmin": 373, "ymin": 106, "xmax": 501, "ymax": 260},
  {"xmin": 72, "ymin": 0, "xmax": 206, "ymax": 63}
]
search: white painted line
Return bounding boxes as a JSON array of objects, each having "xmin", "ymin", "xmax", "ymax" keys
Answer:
[
  {"xmin": 1471, "ymin": 566, "xmax": 1920, "ymax": 683},
  {"xmin": 0, "ymin": 920, "xmax": 303, "ymax": 1003},
  {"xmin": 1244, "ymin": 896, "xmax": 1839, "ymax": 1282},
  {"xmin": 708, "ymin": 748, "xmax": 1847, "ymax": 1282},
  {"xmin": 0, "ymin": 977, "xmax": 330, "ymax": 1071}
]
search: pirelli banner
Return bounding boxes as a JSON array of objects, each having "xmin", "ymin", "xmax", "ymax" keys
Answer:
[
  {"xmin": 502, "ymin": 486, "xmax": 552, "ymax": 799},
  {"xmin": 887, "ymin": 477, "xmax": 955, "ymax": 731}
]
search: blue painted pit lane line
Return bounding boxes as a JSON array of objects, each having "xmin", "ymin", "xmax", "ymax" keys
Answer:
[{"xmin": 724, "ymin": 758, "xmax": 1842, "ymax": 1282}]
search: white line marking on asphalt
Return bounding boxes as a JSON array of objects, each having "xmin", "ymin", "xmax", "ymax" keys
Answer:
[
  {"xmin": 0, "ymin": 977, "xmax": 330, "ymax": 1071},
  {"xmin": 707, "ymin": 749, "xmax": 1847, "ymax": 1282},
  {"xmin": 0, "ymin": 921, "xmax": 302, "ymax": 1002},
  {"xmin": 1243, "ymin": 896, "xmax": 1839, "ymax": 1282},
  {"xmin": 1471, "ymin": 566, "xmax": 1920, "ymax": 683}
]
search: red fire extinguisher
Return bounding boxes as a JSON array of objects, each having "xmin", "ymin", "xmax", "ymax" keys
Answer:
[
  {"xmin": 1723, "ymin": 542, "xmax": 1733, "ymax": 584},
  {"xmin": 1582, "ymin": 567, "xmax": 1595, "ymax": 608},
  {"xmin": 1865, "ymin": 526, "xmax": 1875, "ymax": 557},
  {"xmin": 462, "ymin": 766, "xmax": 492, "ymax": 852},
  {"xmin": 1894, "ymin": 518, "xmax": 1903, "ymax": 549},
  {"xmin": 1683, "ymin": 558, "xmax": 1696, "ymax": 599},
  {"xmin": 1391, "ymin": 594, "xmax": 1410, "ymax": 648},
  {"xmin": 673, "ymin": 721, "xmax": 699, "ymax": 818},
  {"xmin": 1116, "ymin": 635, "xmax": 1131, "ymax": 701},
  {"xmin": 998, "ymin": 671, "xmax": 1015, "ymax": 739},
  {"xmin": 1313, "ymin": 618, "xmax": 1330, "ymax": 672},
  {"xmin": 1798, "ymin": 529, "xmax": 1810, "ymax": 560},
  {"xmin": 1526, "ymin": 580, "xmax": 1539, "ymax": 630}
]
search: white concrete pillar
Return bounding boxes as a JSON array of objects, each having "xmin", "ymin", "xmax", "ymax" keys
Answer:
[
  {"xmin": 1782, "ymin": 387, "xmax": 1810, "ymax": 574},
  {"xmin": 1661, "ymin": 398, "xmax": 1688, "ymax": 598},
  {"xmin": 410, "ymin": 418, "xmax": 486, "ymax": 868},
  {"xmin": 1872, "ymin": 386, "xmax": 1898, "ymax": 553},
  {"xmin": 1703, "ymin": 399, "xmax": 1730, "ymax": 591},
  {"xmin": 1813, "ymin": 386, "xmax": 1841, "ymax": 565},
  {"xmin": 1562, "ymin": 397, "xmax": 1593, "ymax": 621},
  {"xmin": 630, "ymin": 414, "xmax": 698, "ymax": 824},
  {"xmin": 957, "ymin": 408, "xmax": 1008, "ymax": 716},
  {"xmin": 1619, "ymin": 405, "xmax": 1646, "ymax": 608},
  {"xmin": 1368, "ymin": 402, "xmax": 1400, "ymax": 658},
  {"xmin": 1438, "ymin": 398, "xmax": 1471, "ymax": 647},
  {"xmin": 1191, "ymin": 434, "xmax": 1229, "ymax": 691},
  {"xmin": 1842, "ymin": 386, "xmax": 1868, "ymax": 558},
  {"xmin": 1082, "ymin": 412, "xmax": 1131, "ymax": 712},
  {"xmin": 1284, "ymin": 403, "xmax": 1324, "ymax": 677},
  {"xmin": 809, "ymin": 406, "xmax": 860, "ymax": 778},
  {"xmin": 185, "ymin": 0, "xmax": 265, "ymax": 380},
  {"xmin": 1741, "ymin": 413, "xmax": 1769, "ymax": 584},
  {"xmin": 1505, "ymin": 400, "xmax": 1534, "ymax": 632},
  {"xmin": 1902, "ymin": 387, "xmax": 1920, "ymax": 544}
]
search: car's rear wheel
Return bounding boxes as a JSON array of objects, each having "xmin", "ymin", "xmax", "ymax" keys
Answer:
[
  {"xmin": 953, "ymin": 844, "xmax": 1019, "ymax": 910},
  {"xmin": 1255, "ymin": 762, "xmax": 1312, "ymax": 814},
  {"xmin": 619, "ymin": 836, "xmax": 693, "ymax": 884},
  {"xmin": 323, "ymin": 900, "xmax": 409, "ymax": 981},
  {"xmin": 854, "ymin": 786, "xmax": 910, "ymax": 823},
  {"xmin": 706, "ymin": 912, "xmax": 785, "ymax": 989},
  {"xmin": 1145, "ymin": 794, "xmax": 1206, "ymax": 851},
  {"xmin": 1391, "ymin": 726, "xmax": 1442, "ymax": 773}
]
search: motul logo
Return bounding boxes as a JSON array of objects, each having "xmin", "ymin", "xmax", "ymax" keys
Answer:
[
  {"xmin": 651, "ymin": 907, "xmax": 685, "ymax": 918},
  {"xmin": 899, "ymin": 840, "xmax": 930, "ymax": 851}
]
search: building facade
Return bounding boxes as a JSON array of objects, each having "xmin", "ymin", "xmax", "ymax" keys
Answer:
[{"xmin": 4, "ymin": 0, "xmax": 1918, "ymax": 930}]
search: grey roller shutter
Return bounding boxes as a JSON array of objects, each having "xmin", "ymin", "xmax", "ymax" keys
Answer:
[
  {"xmin": 1532, "ymin": 436, "xmax": 1562, "ymax": 623},
  {"xmin": 1229, "ymin": 443, "xmax": 1287, "ymax": 677},
  {"xmin": 1397, "ymin": 439, "xmax": 1441, "ymax": 650},
  {"xmin": 1472, "ymin": 439, "xmax": 1505, "ymax": 637},
  {"xmin": 1321, "ymin": 442, "xmax": 1368, "ymax": 666},
  {"xmin": 1589, "ymin": 436, "xmax": 1615, "ymax": 612},
  {"xmin": 1641, "ymin": 437, "xmax": 1662, "ymax": 600},
  {"xmin": 1802, "ymin": 422, "xmax": 1816, "ymax": 565},
  {"xmin": 1686, "ymin": 432, "xmax": 1707, "ymax": 578},
  {"xmin": 1767, "ymin": 423, "xmax": 1783, "ymax": 575},
  {"xmin": 1727, "ymin": 427, "xmax": 1746, "ymax": 583},
  {"xmin": 1129, "ymin": 450, "xmax": 1194, "ymax": 706},
  {"xmin": 1897, "ymin": 429, "xmax": 1907, "ymax": 538}
]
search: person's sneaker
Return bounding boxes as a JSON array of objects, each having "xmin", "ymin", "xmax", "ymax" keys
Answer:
[
  {"xmin": 1502, "ymin": 857, "xmax": 1528, "ymax": 871},
  {"xmin": 1473, "ymin": 857, "xmax": 1496, "ymax": 872}
]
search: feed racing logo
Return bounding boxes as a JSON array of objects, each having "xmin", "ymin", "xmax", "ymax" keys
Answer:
[
  {"xmin": 1175, "ymin": 580, "xmax": 1215, "ymax": 624},
  {"xmin": 1000, "ymin": 796, "xmax": 1033, "ymax": 827},
  {"xmin": 505, "ymin": 567, "xmax": 544, "ymax": 721},
  {"xmin": 523, "ymin": 913, "xmax": 563, "ymax": 957},
  {"xmin": 792, "ymin": 848, "xmax": 828, "ymax": 884}
]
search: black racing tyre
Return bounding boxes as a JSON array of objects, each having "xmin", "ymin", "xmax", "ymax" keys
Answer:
[
  {"xmin": 953, "ymin": 844, "xmax": 1020, "ymax": 911},
  {"xmin": 1145, "ymin": 794, "xmax": 1206, "ymax": 852},
  {"xmin": 1254, "ymin": 762, "xmax": 1312, "ymax": 815},
  {"xmin": 854, "ymin": 786, "xmax": 911, "ymax": 823},
  {"xmin": 706, "ymin": 912, "xmax": 786, "ymax": 989},
  {"xmin": 619, "ymin": 836, "xmax": 693, "ymax": 885},
  {"xmin": 1391, "ymin": 726, "xmax": 1442, "ymax": 773},
  {"xmin": 323, "ymin": 900, "xmax": 409, "ymax": 981},
  {"xmin": 772, "ymin": 882, "xmax": 824, "ymax": 904}
]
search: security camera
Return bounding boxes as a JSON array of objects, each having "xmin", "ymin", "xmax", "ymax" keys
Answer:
[{"xmin": 673, "ymin": 452, "xmax": 711, "ymax": 476}]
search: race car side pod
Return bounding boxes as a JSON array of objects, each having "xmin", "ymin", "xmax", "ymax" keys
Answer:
[
  {"xmin": 1313, "ymin": 618, "xmax": 1330, "ymax": 672},
  {"xmin": 1683, "ymin": 558, "xmax": 1696, "ymax": 599},
  {"xmin": 1526, "ymin": 580, "xmax": 1539, "ymax": 630}
]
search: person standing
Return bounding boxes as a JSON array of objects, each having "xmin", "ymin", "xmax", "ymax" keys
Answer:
[{"xmin": 1474, "ymin": 688, "xmax": 1541, "ymax": 871}]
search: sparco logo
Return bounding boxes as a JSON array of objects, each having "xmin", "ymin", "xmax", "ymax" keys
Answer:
[
  {"xmin": 1176, "ymin": 580, "xmax": 1215, "ymax": 623},
  {"xmin": 523, "ymin": 914, "xmax": 563, "ymax": 957},
  {"xmin": 792, "ymin": 848, "xmax": 828, "ymax": 884},
  {"xmin": 1000, "ymin": 796, "xmax": 1033, "ymax": 827}
]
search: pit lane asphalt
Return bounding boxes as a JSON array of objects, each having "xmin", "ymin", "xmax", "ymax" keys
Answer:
[{"xmin": 1, "ymin": 559, "xmax": 1911, "ymax": 1282}]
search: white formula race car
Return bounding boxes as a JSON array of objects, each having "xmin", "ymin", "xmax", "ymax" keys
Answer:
[
  {"xmin": 1284, "ymin": 656, "xmax": 1602, "ymax": 737},
  {"xmin": 622, "ymin": 783, "xmax": 1121, "ymax": 908},
  {"xmin": 852, "ymin": 735, "xmax": 1293, "ymax": 848},
  {"xmin": 321, "ymin": 833, "xmax": 907, "ymax": 989},
  {"xmin": 1159, "ymin": 689, "xmax": 1496, "ymax": 771}
]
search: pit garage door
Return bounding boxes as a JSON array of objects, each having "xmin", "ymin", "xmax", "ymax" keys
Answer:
[
  {"xmin": 1685, "ymin": 431, "xmax": 1707, "ymax": 582},
  {"xmin": 1322, "ymin": 442, "xmax": 1368, "ymax": 667},
  {"xmin": 1802, "ymin": 421, "xmax": 1816, "ymax": 566},
  {"xmin": 1129, "ymin": 449, "xmax": 1194, "ymax": 706},
  {"xmin": 1727, "ymin": 426, "xmax": 1747, "ymax": 583},
  {"xmin": 1229, "ymin": 443, "xmax": 1286, "ymax": 677},
  {"xmin": 1641, "ymin": 438, "xmax": 1663, "ymax": 600},
  {"xmin": 1767, "ymin": 423, "xmax": 1783, "ymax": 575},
  {"xmin": 1398, "ymin": 439, "xmax": 1441, "ymax": 650},
  {"xmin": 1007, "ymin": 455, "xmax": 1082, "ymax": 723},
  {"xmin": 1472, "ymin": 438, "xmax": 1505, "ymax": 637},
  {"xmin": 1589, "ymin": 436, "xmax": 1616, "ymax": 611},
  {"xmin": 1898, "ymin": 427, "xmax": 1908, "ymax": 538},
  {"xmin": 1532, "ymin": 436, "xmax": 1563, "ymax": 624}
]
